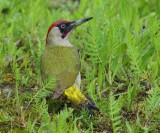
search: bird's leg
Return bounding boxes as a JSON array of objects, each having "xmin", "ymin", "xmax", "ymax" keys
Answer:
[
  {"xmin": 64, "ymin": 85, "xmax": 99, "ymax": 115},
  {"xmin": 80, "ymin": 98, "xmax": 99, "ymax": 115},
  {"xmin": 86, "ymin": 98, "xmax": 99, "ymax": 111}
]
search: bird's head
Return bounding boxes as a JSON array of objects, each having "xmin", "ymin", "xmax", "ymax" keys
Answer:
[{"xmin": 46, "ymin": 17, "xmax": 93, "ymax": 46}]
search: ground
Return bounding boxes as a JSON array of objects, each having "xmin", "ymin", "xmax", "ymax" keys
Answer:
[{"xmin": 0, "ymin": 0, "xmax": 160, "ymax": 132}]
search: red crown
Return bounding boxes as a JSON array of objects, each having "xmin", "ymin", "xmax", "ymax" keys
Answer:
[{"xmin": 46, "ymin": 20, "xmax": 68, "ymax": 44}]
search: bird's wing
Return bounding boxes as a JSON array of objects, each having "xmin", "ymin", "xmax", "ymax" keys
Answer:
[{"xmin": 41, "ymin": 46, "xmax": 80, "ymax": 98}]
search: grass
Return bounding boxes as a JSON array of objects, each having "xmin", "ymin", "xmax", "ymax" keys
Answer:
[{"xmin": 0, "ymin": 0, "xmax": 160, "ymax": 132}]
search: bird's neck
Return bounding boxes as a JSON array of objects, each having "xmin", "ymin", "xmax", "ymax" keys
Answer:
[{"xmin": 47, "ymin": 36, "xmax": 72, "ymax": 46}]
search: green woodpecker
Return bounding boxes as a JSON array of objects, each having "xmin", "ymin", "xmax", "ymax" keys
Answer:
[{"xmin": 41, "ymin": 17, "xmax": 99, "ymax": 115}]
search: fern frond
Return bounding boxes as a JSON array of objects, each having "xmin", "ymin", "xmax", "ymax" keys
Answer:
[
  {"xmin": 108, "ymin": 92, "xmax": 122, "ymax": 133},
  {"xmin": 33, "ymin": 76, "xmax": 56, "ymax": 100},
  {"xmin": 24, "ymin": 77, "xmax": 55, "ymax": 115},
  {"xmin": 36, "ymin": 107, "xmax": 80, "ymax": 132},
  {"xmin": 25, "ymin": 114, "xmax": 38, "ymax": 133},
  {"xmin": 35, "ymin": 39, "xmax": 44, "ymax": 76},
  {"xmin": 125, "ymin": 120, "xmax": 134, "ymax": 133},
  {"xmin": 43, "ymin": 76, "xmax": 56, "ymax": 90},
  {"xmin": 50, "ymin": 108, "xmax": 79, "ymax": 133},
  {"xmin": 144, "ymin": 85, "xmax": 160, "ymax": 119}
]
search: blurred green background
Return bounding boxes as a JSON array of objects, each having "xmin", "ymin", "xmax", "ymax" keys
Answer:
[{"xmin": 0, "ymin": 0, "xmax": 160, "ymax": 132}]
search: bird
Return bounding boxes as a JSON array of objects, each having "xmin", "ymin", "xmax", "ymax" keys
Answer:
[{"xmin": 41, "ymin": 17, "xmax": 99, "ymax": 115}]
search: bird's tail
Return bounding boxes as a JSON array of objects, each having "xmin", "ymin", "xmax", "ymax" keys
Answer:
[{"xmin": 63, "ymin": 85, "xmax": 99, "ymax": 115}]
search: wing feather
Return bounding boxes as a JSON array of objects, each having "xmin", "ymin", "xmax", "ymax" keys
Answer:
[{"xmin": 41, "ymin": 46, "xmax": 80, "ymax": 97}]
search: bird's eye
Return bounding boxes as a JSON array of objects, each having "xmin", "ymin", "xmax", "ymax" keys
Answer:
[{"xmin": 60, "ymin": 24, "xmax": 66, "ymax": 29}]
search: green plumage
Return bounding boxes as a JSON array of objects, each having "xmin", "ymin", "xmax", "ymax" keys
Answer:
[{"xmin": 41, "ymin": 46, "xmax": 80, "ymax": 98}]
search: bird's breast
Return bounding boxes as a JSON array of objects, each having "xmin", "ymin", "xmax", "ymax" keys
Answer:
[{"xmin": 41, "ymin": 45, "xmax": 80, "ymax": 95}]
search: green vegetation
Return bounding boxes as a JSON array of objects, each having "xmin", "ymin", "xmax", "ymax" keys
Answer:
[{"xmin": 0, "ymin": 0, "xmax": 160, "ymax": 132}]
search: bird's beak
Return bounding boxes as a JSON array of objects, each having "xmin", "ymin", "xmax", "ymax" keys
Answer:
[
  {"xmin": 70, "ymin": 17, "xmax": 93, "ymax": 28},
  {"xmin": 62, "ymin": 17, "xmax": 93, "ymax": 38}
]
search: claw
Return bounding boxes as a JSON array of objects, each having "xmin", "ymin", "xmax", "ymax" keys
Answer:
[
  {"xmin": 81, "ymin": 97, "xmax": 99, "ymax": 115},
  {"xmin": 87, "ymin": 99, "xmax": 99, "ymax": 111},
  {"xmin": 82, "ymin": 105, "xmax": 94, "ymax": 116}
]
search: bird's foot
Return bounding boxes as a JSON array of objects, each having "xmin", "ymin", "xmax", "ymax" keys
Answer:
[{"xmin": 81, "ymin": 98, "xmax": 99, "ymax": 116}]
